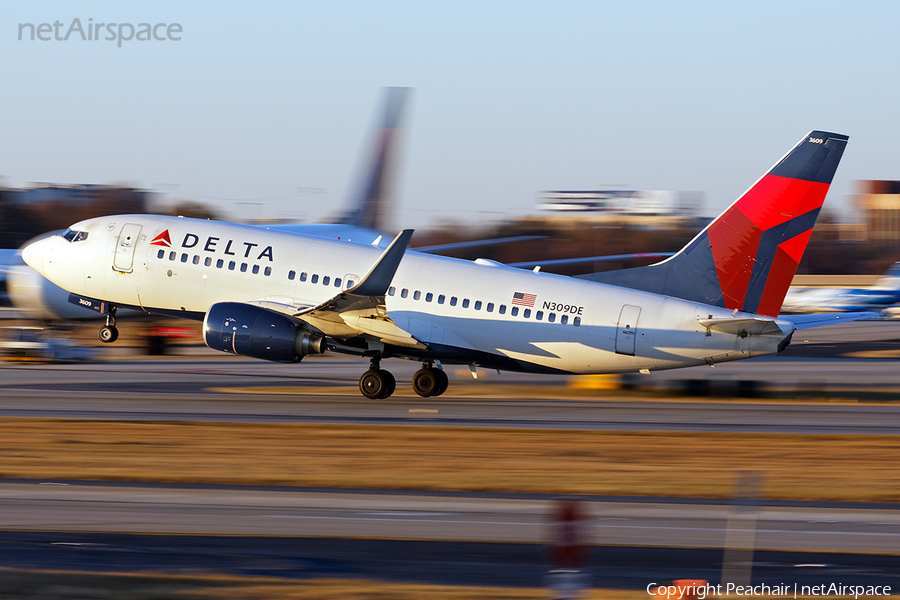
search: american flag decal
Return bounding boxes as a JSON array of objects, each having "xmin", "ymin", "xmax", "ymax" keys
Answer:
[{"xmin": 512, "ymin": 292, "xmax": 536, "ymax": 307}]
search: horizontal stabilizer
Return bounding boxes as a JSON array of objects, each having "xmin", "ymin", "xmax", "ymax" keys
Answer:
[
  {"xmin": 698, "ymin": 317, "xmax": 785, "ymax": 336},
  {"xmin": 780, "ymin": 311, "xmax": 881, "ymax": 330}
]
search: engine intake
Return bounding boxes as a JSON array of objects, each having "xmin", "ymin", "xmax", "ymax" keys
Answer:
[{"xmin": 203, "ymin": 302, "xmax": 325, "ymax": 363}]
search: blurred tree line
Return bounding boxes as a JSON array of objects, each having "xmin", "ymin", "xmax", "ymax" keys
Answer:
[
  {"xmin": 0, "ymin": 187, "xmax": 220, "ymax": 249},
  {"xmin": 2, "ymin": 185, "xmax": 896, "ymax": 275}
]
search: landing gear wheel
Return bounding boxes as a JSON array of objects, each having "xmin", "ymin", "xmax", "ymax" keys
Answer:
[
  {"xmin": 360, "ymin": 369, "xmax": 395, "ymax": 399},
  {"xmin": 98, "ymin": 325, "xmax": 119, "ymax": 344},
  {"xmin": 432, "ymin": 368, "xmax": 449, "ymax": 397},
  {"xmin": 413, "ymin": 368, "xmax": 440, "ymax": 398},
  {"xmin": 378, "ymin": 369, "xmax": 396, "ymax": 399}
]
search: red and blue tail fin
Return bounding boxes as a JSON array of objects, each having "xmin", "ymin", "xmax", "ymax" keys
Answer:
[{"xmin": 585, "ymin": 131, "xmax": 849, "ymax": 317}]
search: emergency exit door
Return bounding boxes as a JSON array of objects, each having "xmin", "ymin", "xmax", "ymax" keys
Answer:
[{"xmin": 615, "ymin": 305, "xmax": 641, "ymax": 356}]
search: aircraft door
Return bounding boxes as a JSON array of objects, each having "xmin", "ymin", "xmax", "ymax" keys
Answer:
[
  {"xmin": 113, "ymin": 223, "xmax": 143, "ymax": 273},
  {"xmin": 615, "ymin": 305, "xmax": 641, "ymax": 356}
]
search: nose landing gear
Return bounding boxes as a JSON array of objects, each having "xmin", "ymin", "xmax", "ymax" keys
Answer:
[{"xmin": 98, "ymin": 307, "xmax": 119, "ymax": 344}]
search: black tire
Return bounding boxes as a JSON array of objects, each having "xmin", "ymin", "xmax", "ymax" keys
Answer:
[
  {"xmin": 359, "ymin": 369, "xmax": 386, "ymax": 399},
  {"xmin": 99, "ymin": 326, "xmax": 119, "ymax": 344},
  {"xmin": 432, "ymin": 368, "xmax": 449, "ymax": 397},
  {"xmin": 412, "ymin": 368, "xmax": 439, "ymax": 398},
  {"xmin": 378, "ymin": 369, "xmax": 396, "ymax": 399}
]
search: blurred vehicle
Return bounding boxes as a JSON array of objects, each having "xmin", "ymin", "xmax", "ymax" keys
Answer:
[
  {"xmin": 0, "ymin": 326, "xmax": 93, "ymax": 361},
  {"xmin": 781, "ymin": 262, "xmax": 900, "ymax": 314}
]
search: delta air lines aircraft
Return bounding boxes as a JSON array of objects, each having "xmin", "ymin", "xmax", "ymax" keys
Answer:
[{"xmin": 22, "ymin": 131, "xmax": 853, "ymax": 399}]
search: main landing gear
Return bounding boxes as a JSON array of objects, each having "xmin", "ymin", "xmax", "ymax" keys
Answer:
[
  {"xmin": 98, "ymin": 307, "xmax": 119, "ymax": 344},
  {"xmin": 359, "ymin": 355, "xmax": 396, "ymax": 400},
  {"xmin": 412, "ymin": 364, "xmax": 449, "ymax": 398},
  {"xmin": 357, "ymin": 357, "xmax": 449, "ymax": 400}
]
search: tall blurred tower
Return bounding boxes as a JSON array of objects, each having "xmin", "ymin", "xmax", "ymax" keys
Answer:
[{"xmin": 856, "ymin": 180, "xmax": 900, "ymax": 244}]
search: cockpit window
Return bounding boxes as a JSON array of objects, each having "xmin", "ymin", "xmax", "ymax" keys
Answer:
[{"xmin": 62, "ymin": 229, "xmax": 89, "ymax": 242}]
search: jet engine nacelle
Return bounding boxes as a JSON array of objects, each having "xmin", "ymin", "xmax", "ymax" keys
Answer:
[{"xmin": 203, "ymin": 302, "xmax": 325, "ymax": 363}]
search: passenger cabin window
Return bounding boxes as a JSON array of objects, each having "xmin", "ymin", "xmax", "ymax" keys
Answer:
[
  {"xmin": 438, "ymin": 294, "xmax": 445, "ymax": 304},
  {"xmin": 524, "ymin": 309, "xmax": 531, "ymax": 318},
  {"xmin": 192, "ymin": 255, "xmax": 200, "ymax": 265},
  {"xmin": 426, "ymin": 292, "xmax": 433, "ymax": 302},
  {"xmin": 401, "ymin": 289, "xmax": 409, "ymax": 299},
  {"xmin": 157, "ymin": 249, "xmax": 165, "ymax": 259},
  {"xmin": 561, "ymin": 315, "xmax": 568, "ymax": 324},
  {"xmin": 450, "ymin": 297, "xmax": 458, "ymax": 306},
  {"xmin": 204, "ymin": 257, "xmax": 212, "ymax": 267},
  {"xmin": 300, "ymin": 272, "xmax": 307, "ymax": 282},
  {"xmin": 169, "ymin": 252, "xmax": 176, "ymax": 261},
  {"xmin": 264, "ymin": 266, "xmax": 272, "ymax": 276},
  {"xmin": 334, "ymin": 277, "xmax": 341, "ymax": 287},
  {"xmin": 216, "ymin": 259, "xmax": 224, "ymax": 268},
  {"xmin": 536, "ymin": 311, "xmax": 543, "ymax": 321},
  {"xmin": 413, "ymin": 290, "xmax": 421, "ymax": 301},
  {"xmin": 181, "ymin": 253, "xmax": 188, "ymax": 263},
  {"xmin": 322, "ymin": 276, "xmax": 330, "ymax": 286},
  {"xmin": 474, "ymin": 300, "xmax": 482, "ymax": 310},
  {"xmin": 288, "ymin": 270, "xmax": 296, "ymax": 280},
  {"xmin": 487, "ymin": 302, "xmax": 494, "ymax": 312},
  {"xmin": 311, "ymin": 274, "xmax": 319, "ymax": 284},
  {"xmin": 228, "ymin": 261, "xmax": 236, "ymax": 270},
  {"xmin": 511, "ymin": 307, "xmax": 519, "ymax": 316},
  {"xmin": 388, "ymin": 287, "xmax": 396, "ymax": 296},
  {"xmin": 573, "ymin": 317, "xmax": 581, "ymax": 326},
  {"xmin": 240, "ymin": 263, "xmax": 248, "ymax": 272},
  {"xmin": 462, "ymin": 299, "xmax": 470, "ymax": 308},
  {"xmin": 548, "ymin": 313, "xmax": 556, "ymax": 323},
  {"xmin": 252, "ymin": 265, "xmax": 259, "ymax": 274}
]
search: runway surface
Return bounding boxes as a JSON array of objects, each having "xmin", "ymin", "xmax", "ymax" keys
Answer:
[
  {"xmin": 0, "ymin": 320, "xmax": 898, "ymax": 588},
  {"xmin": 1, "ymin": 480, "xmax": 898, "ymax": 553},
  {"xmin": 2, "ymin": 531, "xmax": 898, "ymax": 589},
  {"xmin": 1, "ymin": 350, "xmax": 899, "ymax": 433},
  {"xmin": 0, "ymin": 480, "xmax": 898, "ymax": 587}
]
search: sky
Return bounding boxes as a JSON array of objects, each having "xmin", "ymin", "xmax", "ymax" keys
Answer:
[{"xmin": 1, "ymin": 1, "xmax": 898, "ymax": 231}]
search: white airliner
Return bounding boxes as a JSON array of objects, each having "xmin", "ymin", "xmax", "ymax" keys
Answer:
[{"xmin": 22, "ymin": 131, "xmax": 856, "ymax": 399}]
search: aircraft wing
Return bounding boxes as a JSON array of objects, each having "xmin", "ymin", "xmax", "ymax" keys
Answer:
[{"xmin": 252, "ymin": 229, "xmax": 423, "ymax": 349}]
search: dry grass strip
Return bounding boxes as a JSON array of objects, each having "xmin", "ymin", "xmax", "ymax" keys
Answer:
[{"xmin": 0, "ymin": 419, "xmax": 897, "ymax": 501}]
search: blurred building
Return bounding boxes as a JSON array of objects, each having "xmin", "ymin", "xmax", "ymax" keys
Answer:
[
  {"xmin": 536, "ymin": 189, "xmax": 703, "ymax": 229},
  {"xmin": 0, "ymin": 184, "xmax": 150, "ymax": 248},
  {"xmin": 856, "ymin": 180, "xmax": 900, "ymax": 244}
]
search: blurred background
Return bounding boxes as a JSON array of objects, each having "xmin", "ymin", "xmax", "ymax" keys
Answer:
[{"xmin": 0, "ymin": 1, "xmax": 899, "ymax": 598}]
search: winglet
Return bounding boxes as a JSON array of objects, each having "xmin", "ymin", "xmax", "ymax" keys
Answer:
[{"xmin": 348, "ymin": 229, "xmax": 413, "ymax": 296}]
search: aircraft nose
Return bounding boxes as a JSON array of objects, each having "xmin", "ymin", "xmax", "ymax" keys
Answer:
[{"xmin": 20, "ymin": 237, "xmax": 51, "ymax": 275}]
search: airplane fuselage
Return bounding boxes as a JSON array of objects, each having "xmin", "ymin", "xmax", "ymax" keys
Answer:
[{"xmin": 25, "ymin": 214, "xmax": 793, "ymax": 375}]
